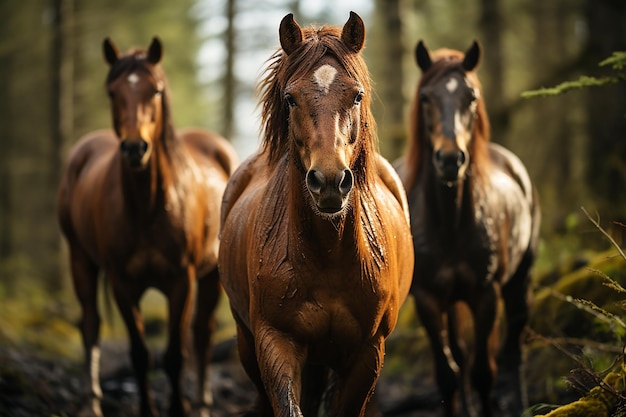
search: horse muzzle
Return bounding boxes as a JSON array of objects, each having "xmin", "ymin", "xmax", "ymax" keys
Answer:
[
  {"xmin": 306, "ymin": 168, "xmax": 354, "ymax": 215},
  {"xmin": 434, "ymin": 149, "xmax": 467, "ymax": 186},
  {"xmin": 120, "ymin": 139, "xmax": 149, "ymax": 168}
]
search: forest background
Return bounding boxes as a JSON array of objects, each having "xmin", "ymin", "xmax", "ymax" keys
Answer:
[{"xmin": 1, "ymin": 0, "xmax": 625, "ymax": 412}]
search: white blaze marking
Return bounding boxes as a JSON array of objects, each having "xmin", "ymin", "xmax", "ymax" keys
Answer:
[
  {"xmin": 454, "ymin": 110, "xmax": 464, "ymax": 134},
  {"xmin": 446, "ymin": 77, "xmax": 458, "ymax": 93},
  {"xmin": 313, "ymin": 65, "xmax": 338, "ymax": 94}
]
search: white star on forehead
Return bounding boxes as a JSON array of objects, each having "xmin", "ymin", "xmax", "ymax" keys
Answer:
[
  {"xmin": 313, "ymin": 65, "xmax": 338, "ymax": 94},
  {"xmin": 445, "ymin": 77, "xmax": 458, "ymax": 93},
  {"xmin": 127, "ymin": 73, "xmax": 140, "ymax": 86}
]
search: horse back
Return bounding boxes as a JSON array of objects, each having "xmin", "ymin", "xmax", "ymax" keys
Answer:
[{"xmin": 178, "ymin": 128, "xmax": 239, "ymax": 178}]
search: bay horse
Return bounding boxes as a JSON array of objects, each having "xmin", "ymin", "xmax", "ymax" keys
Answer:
[
  {"xmin": 56, "ymin": 37, "xmax": 238, "ymax": 417},
  {"xmin": 394, "ymin": 40, "xmax": 541, "ymax": 417},
  {"xmin": 218, "ymin": 12, "xmax": 414, "ymax": 417}
]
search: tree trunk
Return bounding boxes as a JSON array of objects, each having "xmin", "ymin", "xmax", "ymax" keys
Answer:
[
  {"xmin": 0, "ymin": 7, "xmax": 12, "ymax": 261},
  {"xmin": 223, "ymin": 0, "xmax": 236, "ymax": 140},
  {"xmin": 371, "ymin": 0, "xmax": 405, "ymax": 160},
  {"xmin": 479, "ymin": 0, "xmax": 506, "ymax": 143},
  {"xmin": 49, "ymin": 0, "xmax": 75, "ymax": 293},
  {"xmin": 584, "ymin": 0, "xmax": 626, "ymax": 226}
]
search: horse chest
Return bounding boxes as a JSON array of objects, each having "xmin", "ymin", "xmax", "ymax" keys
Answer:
[
  {"xmin": 414, "ymin": 220, "xmax": 500, "ymax": 297},
  {"xmin": 101, "ymin": 213, "xmax": 189, "ymax": 279},
  {"xmin": 257, "ymin": 260, "xmax": 384, "ymax": 348}
]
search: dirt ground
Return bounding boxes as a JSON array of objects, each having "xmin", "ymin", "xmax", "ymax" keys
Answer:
[{"xmin": 0, "ymin": 338, "xmax": 444, "ymax": 417}]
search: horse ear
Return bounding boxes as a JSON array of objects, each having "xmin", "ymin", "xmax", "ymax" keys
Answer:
[
  {"xmin": 341, "ymin": 11, "xmax": 365, "ymax": 53},
  {"xmin": 103, "ymin": 38, "xmax": 119, "ymax": 65},
  {"xmin": 415, "ymin": 40, "xmax": 432, "ymax": 72},
  {"xmin": 462, "ymin": 40, "xmax": 481, "ymax": 72},
  {"xmin": 147, "ymin": 37, "xmax": 163, "ymax": 64},
  {"xmin": 279, "ymin": 13, "xmax": 303, "ymax": 56}
]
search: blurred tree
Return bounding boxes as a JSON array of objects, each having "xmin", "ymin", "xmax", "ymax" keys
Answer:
[
  {"xmin": 479, "ymin": 0, "xmax": 506, "ymax": 143},
  {"xmin": 370, "ymin": 0, "xmax": 405, "ymax": 160},
  {"xmin": 49, "ymin": 0, "xmax": 74, "ymax": 292},
  {"xmin": 583, "ymin": 0, "xmax": 626, "ymax": 227},
  {"xmin": 0, "ymin": 2, "xmax": 14, "ymax": 263},
  {"xmin": 223, "ymin": 0, "xmax": 236, "ymax": 140}
]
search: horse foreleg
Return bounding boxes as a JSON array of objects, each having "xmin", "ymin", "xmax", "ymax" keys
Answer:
[
  {"xmin": 68, "ymin": 244, "xmax": 103, "ymax": 417},
  {"xmin": 255, "ymin": 325, "xmax": 305, "ymax": 417},
  {"xmin": 164, "ymin": 270, "xmax": 195, "ymax": 417},
  {"xmin": 447, "ymin": 304, "xmax": 472, "ymax": 417},
  {"xmin": 329, "ymin": 336, "xmax": 385, "ymax": 417},
  {"xmin": 112, "ymin": 281, "xmax": 157, "ymax": 417},
  {"xmin": 470, "ymin": 283, "xmax": 499, "ymax": 417},
  {"xmin": 414, "ymin": 290, "xmax": 459, "ymax": 417},
  {"xmin": 498, "ymin": 256, "xmax": 532, "ymax": 416},
  {"xmin": 192, "ymin": 267, "xmax": 221, "ymax": 417}
]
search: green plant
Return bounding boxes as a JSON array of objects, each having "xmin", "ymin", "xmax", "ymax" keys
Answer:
[{"xmin": 522, "ymin": 52, "xmax": 626, "ymax": 98}]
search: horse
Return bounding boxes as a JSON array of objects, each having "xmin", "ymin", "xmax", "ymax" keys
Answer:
[
  {"xmin": 218, "ymin": 12, "xmax": 414, "ymax": 417},
  {"xmin": 394, "ymin": 40, "xmax": 541, "ymax": 417},
  {"xmin": 56, "ymin": 37, "xmax": 238, "ymax": 417}
]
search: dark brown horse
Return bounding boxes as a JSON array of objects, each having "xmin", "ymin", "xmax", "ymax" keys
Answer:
[
  {"xmin": 394, "ymin": 40, "xmax": 541, "ymax": 417},
  {"xmin": 57, "ymin": 37, "xmax": 238, "ymax": 417},
  {"xmin": 218, "ymin": 12, "xmax": 414, "ymax": 417}
]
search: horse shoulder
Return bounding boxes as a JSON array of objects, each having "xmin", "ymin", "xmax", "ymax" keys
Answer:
[
  {"xmin": 219, "ymin": 152, "xmax": 265, "ymax": 232},
  {"xmin": 57, "ymin": 130, "xmax": 121, "ymax": 257},
  {"xmin": 487, "ymin": 142, "xmax": 535, "ymax": 203},
  {"xmin": 376, "ymin": 154, "xmax": 411, "ymax": 224},
  {"xmin": 391, "ymin": 155, "xmax": 410, "ymax": 187},
  {"xmin": 485, "ymin": 142, "xmax": 539, "ymax": 273}
]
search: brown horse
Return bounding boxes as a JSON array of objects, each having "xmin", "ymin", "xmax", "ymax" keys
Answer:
[
  {"xmin": 218, "ymin": 12, "xmax": 413, "ymax": 417},
  {"xmin": 57, "ymin": 37, "xmax": 238, "ymax": 417},
  {"xmin": 394, "ymin": 40, "xmax": 541, "ymax": 417}
]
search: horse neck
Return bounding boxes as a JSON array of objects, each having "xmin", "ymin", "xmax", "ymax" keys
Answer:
[
  {"xmin": 419, "ymin": 157, "xmax": 475, "ymax": 234},
  {"xmin": 285, "ymin": 157, "xmax": 384, "ymax": 277},
  {"xmin": 120, "ymin": 125, "xmax": 180, "ymax": 220}
]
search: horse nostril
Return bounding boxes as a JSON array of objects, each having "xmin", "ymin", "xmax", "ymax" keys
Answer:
[
  {"xmin": 120, "ymin": 139, "xmax": 148, "ymax": 166},
  {"xmin": 338, "ymin": 169, "xmax": 353, "ymax": 195},
  {"xmin": 435, "ymin": 149, "xmax": 465, "ymax": 169},
  {"xmin": 457, "ymin": 151, "xmax": 466, "ymax": 167},
  {"xmin": 306, "ymin": 169, "xmax": 324, "ymax": 194},
  {"xmin": 434, "ymin": 149, "xmax": 443, "ymax": 163}
]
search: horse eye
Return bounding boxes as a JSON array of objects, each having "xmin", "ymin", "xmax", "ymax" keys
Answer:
[
  {"xmin": 285, "ymin": 93, "xmax": 297, "ymax": 108},
  {"xmin": 154, "ymin": 89, "xmax": 163, "ymax": 97},
  {"xmin": 354, "ymin": 91, "xmax": 364, "ymax": 105},
  {"xmin": 419, "ymin": 92, "xmax": 430, "ymax": 105}
]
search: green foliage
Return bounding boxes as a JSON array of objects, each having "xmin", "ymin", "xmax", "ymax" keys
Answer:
[
  {"xmin": 528, "ymin": 210, "xmax": 626, "ymax": 416},
  {"xmin": 522, "ymin": 51, "xmax": 626, "ymax": 98}
]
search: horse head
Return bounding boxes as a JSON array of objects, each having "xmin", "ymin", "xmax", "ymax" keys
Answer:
[
  {"xmin": 103, "ymin": 37, "xmax": 167, "ymax": 169},
  {"xmin": 415, "ymin": 40, "xmax": 483, "ymax": 187},
  {"xmin": 277, "ymin": 12, "xmax": 370, "ymax": 218}
]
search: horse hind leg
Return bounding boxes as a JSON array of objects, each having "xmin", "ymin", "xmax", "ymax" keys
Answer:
[
  {"xmin": 300, "ymin": 362, "xmax": 327, "ymax": 416},
  {"xmin": 111, "ymin": 279, "xmax": 157, "ymax": 417},
  {"xmin": 192, "ymin": 267, "xmax": 222, "ymax": 417}
]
